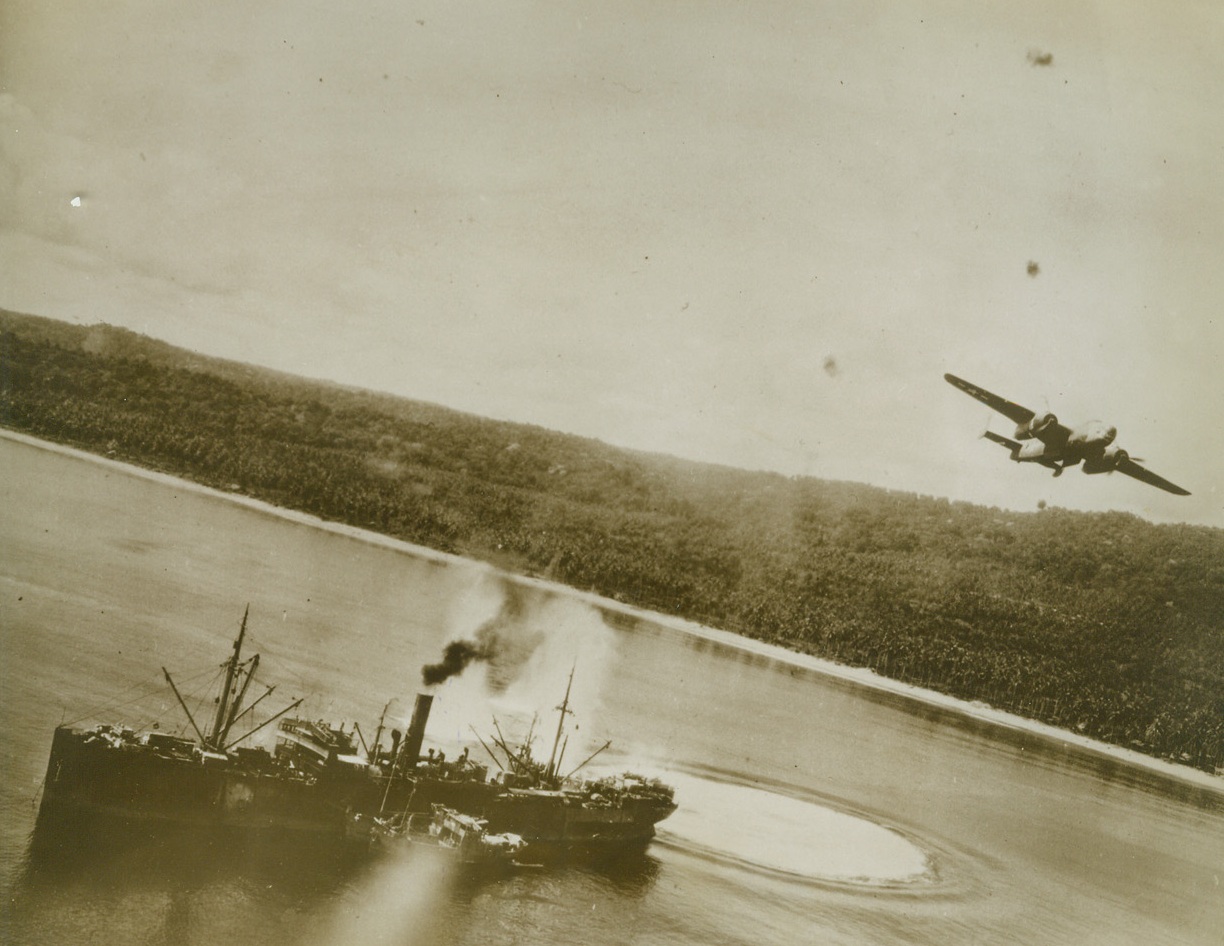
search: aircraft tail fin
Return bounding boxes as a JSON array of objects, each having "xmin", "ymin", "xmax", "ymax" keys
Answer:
[{"xmin": 982, "ymin": 429, "xmax": 1021, "ymax": 451}]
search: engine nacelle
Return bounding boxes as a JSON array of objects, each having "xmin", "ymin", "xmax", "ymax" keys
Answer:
[
  {"xmin": 1083, "ymin": 445, "xmax": 1128, "ymax": 475},
  {"xmin": 1015, "ymin": 412, "xmax": 1057, "ymax": 441}
]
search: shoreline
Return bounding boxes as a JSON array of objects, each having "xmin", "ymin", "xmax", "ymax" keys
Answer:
[{"xmin": 4, "ymin": 426, "xmax": 1221, "ymax": 798}]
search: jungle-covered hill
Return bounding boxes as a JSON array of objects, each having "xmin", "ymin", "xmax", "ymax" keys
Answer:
[{"xmin": 3, "ymin": 308, "xmax": 1222, "ymax": 773}]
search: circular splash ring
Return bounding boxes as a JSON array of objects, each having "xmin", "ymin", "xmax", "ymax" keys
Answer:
[{"xmin": 646, "ymin": 768, "xmax": 933, "ymax": 887}]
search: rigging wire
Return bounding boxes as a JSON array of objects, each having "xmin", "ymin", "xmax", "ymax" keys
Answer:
[
  {"xmin": 62, "ymin": 613, "xmax": 325, "ymax": 744},
  {"xmin": 61, "ymin": 662, "xmax": 222, "ymax": 728},
  {"xmin": 133, "ymin": 663, "xmax": 227, "ymax": 736},
  {"xmin": 207, "ymin": 612, "xmax": 318, "ymax": 746},
  {"xmin": 55, "ymin": 610, "xmax": 325, "ymax": 745},
  {"xmin": 233, "ymin": 619, "xmax": 317, "ymax": 697}
]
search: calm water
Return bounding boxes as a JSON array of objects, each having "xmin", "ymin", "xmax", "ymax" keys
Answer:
[{"xmin": 1, "ymin": 436, "xmax": 1221, "ymax": 945}]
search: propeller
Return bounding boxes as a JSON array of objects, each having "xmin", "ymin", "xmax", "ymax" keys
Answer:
[
  {"xmin": 1104, "ymin": 448, "xmax": 1143, "ymax": 475},
  {"xmin": 1106, "ymin": 456, "xmax": 1145, "ymax": 476}
]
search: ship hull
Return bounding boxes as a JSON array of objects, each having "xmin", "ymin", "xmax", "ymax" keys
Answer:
[
  {"xmin": 38, "ymin": 726, "xmax": 675, "ymax": 859},
  {"xmin": 36, "ymin": 726, "xmax": 411, "ymax": 841},
  {"xmin": 485, "ymin": 790, "xmax": 674, "ymax": 857},
  {"xmin": 38, "ymin": 685, "xmax": 677, "ymax": 868}
]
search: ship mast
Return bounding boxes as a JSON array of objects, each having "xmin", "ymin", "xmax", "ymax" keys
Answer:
[
  {"xmin": 545, "ymin": 665, "xmax": 575, "ymax": 781},
  {"xmin": 208, "ymin": 605, "xmax": 248, "ymax": 750},
  {"xmin": 221, "ymin": 653, "xmax": 259, "ymax": 739},
  {"xmin": 160, "ymin": 607, "xmax": 300, "ymax": 754},
  {"xmin": 371, "ymin": 699, "xmax": 392, "ymax": 764}
]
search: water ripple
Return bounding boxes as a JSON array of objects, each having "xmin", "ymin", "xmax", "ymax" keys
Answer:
[{"xmin": 648, "ymin": 770, "xmax": 931, "ymax": 886}]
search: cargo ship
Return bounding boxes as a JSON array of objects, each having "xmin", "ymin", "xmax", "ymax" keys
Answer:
[{"xmin": 34, "ymin": 610, "xmax": 675, "ymax": 857}]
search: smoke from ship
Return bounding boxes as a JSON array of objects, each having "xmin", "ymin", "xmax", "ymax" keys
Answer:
[
  {"xmin": 417, "ymin": 573, "xmax": 617, "ymax": 755},
  {"xmin": 421, "ymin": 638, "xmax": 490, "ymax": 685},
  {"xmin": 420, "ymin": 580, "xmax": 540, "ymax": 688}
]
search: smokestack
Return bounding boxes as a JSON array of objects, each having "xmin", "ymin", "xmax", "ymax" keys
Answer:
[{"xmin": 401, "ymin": 694, "xmax": 433, "ymax": 768}]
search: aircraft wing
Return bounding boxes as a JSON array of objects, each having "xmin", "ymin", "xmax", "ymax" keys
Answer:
[
  {"xmin": 944, "ymin": 373, "xmax": 1071, "ymax": 446},
  {"xmin": 1115, "ymin": 457, "xmax": 1191, "ymax": 496},
  {"xmin": 944, "ymin": 374, "xmax": 1035, "ymax": 426}
]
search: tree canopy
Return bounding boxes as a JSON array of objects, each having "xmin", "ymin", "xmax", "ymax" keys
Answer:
[{"xmin": 3, "ymin": 309, "xmax": 1221, "ymax": 774}]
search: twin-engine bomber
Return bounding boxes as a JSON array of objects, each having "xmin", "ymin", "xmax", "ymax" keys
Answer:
[{"xmin": 944, "ymin": 373, "xmax": 1189, "ymax": 496}]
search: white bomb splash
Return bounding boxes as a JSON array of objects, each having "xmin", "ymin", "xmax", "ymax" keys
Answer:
[{"xmin": 619, "ymin": 769, "xmax": 930, "ymax": 885}]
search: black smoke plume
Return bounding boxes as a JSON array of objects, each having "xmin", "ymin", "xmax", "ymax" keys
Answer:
[
  {"xmin": 420, "ymin": 583, "xmax": 541, "ymax": 687},
  {"xmin": 422, "ymin": 639, "xmax": 490, "ymax": 686}
]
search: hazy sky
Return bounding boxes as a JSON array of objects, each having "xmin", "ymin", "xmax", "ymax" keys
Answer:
[{"xmin": 3, "ymin": 1, "xmax": 1222, "ymax": 527}]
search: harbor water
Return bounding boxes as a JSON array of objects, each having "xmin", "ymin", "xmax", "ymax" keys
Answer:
[{"xmin": 1, "ymin": 435, "xmax": 1221, "ymax": 945}]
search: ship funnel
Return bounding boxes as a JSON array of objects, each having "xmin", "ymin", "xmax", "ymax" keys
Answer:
[{"xmin": 402, "ymin": 693, "xmax": 433, "ymax": 766}]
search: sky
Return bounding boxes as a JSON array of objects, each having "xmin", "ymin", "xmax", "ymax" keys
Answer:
[{"xmin": 2, "ymin": 1, "xmax": 1222, "ymax": 528}]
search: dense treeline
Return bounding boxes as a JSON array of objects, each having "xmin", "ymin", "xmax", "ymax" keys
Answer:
[{"xmin": 3, "ymin": 310, "xmax": 1222, "ymax": 774}]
